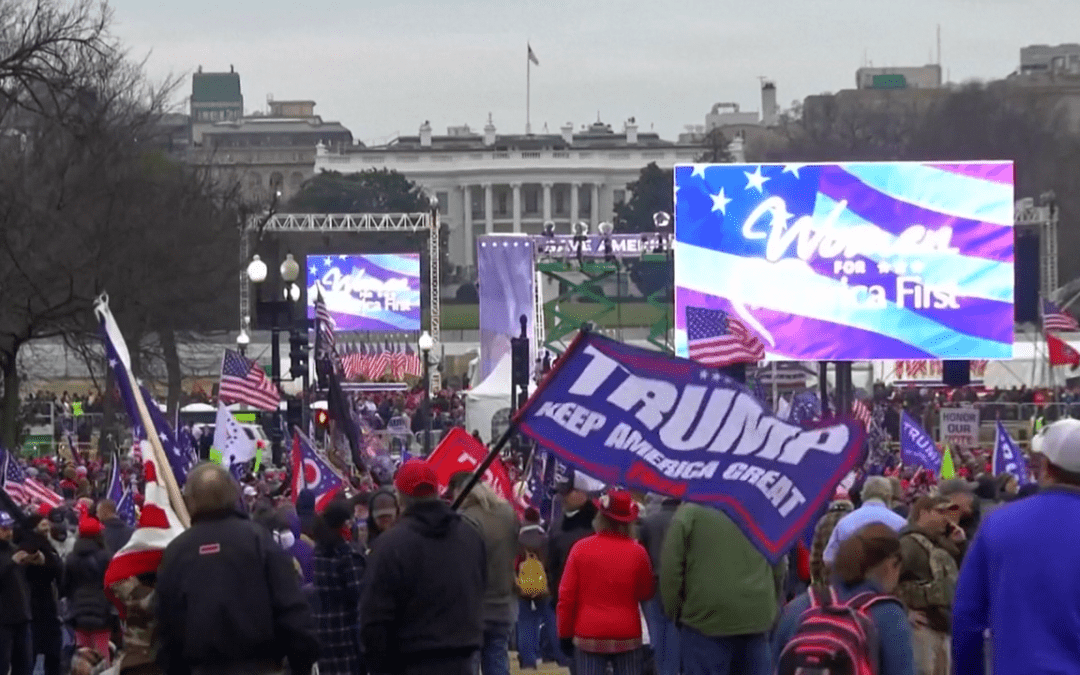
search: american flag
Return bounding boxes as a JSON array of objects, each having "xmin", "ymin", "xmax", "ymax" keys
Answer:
[
  {"xmin": 116, "ymin": 489, "xmax": 137, "ymax": 527},
  {"xmin": 686, "ymin": 306, "xmax": 764, "ymax": 367},
  {"xmin": 1, "ymin": 446, "xmax": 63, "ymax": 508},
  {"xmin": 341, "ymin": 345, "xmax": 366, "ymax": 380},
  {"xmin": 391, "ymin": 344, "xmax": 406, "ymax": 381},
  {"xmin": 219, "ymin": 349, "xmax": 280, "ymax": 411},
  {"xmin": 790, "ymin": 391, "xmax": 822, "ymax": 428},
  {"xmin": 315, "ymin": 289, "xmax": 336, "ymax": 359},
  {"xmin": 404, "ymin": 344, "xmax": 423, "ymax": 377},
  {"xmin": 851, "ymin": 398, "xmax": 872, "ymax": 429},
  {"xmin": 1043, "ymin": 298, "xmax": 1079, "ymax": 333}
]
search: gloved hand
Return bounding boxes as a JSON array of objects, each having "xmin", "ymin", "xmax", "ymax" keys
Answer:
[{"xmin": 560, "ymin": 637, "xmax": 575, "ymax": 656}]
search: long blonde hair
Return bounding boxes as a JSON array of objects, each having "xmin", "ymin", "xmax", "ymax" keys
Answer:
[{"xmin": 459, "ymin": 480, "xmax": 505, "ymax": 513}]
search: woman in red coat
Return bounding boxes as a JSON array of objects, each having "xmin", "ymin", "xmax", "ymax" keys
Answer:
[{"xmin": 557, "ymin": 489, "xmax": 655, "ymax": 675}]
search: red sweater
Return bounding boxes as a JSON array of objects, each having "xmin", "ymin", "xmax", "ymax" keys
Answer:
[{"xmin": 556, "ymin": 531, "xmax": 655, "ymax": 641}]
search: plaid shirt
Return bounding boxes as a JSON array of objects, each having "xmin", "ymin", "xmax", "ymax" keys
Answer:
[{"xmin": 313, "ymin": 541, "xmax": 366, "ymax": 675}]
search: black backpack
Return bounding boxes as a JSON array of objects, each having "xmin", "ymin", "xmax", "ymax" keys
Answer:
[{"xmin": 775, "ymin": 587, "xmax": 897, "ymax": 675}]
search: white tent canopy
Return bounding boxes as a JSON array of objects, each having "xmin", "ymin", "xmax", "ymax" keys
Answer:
[{"xmin": 465, "ymin": 354, "xmax": 536, "ymax": 444}]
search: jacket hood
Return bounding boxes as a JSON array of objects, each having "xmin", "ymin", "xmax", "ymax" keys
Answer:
[{"xmin": 404, "ymin": 499, "xmax": 460, "ymax": 539}]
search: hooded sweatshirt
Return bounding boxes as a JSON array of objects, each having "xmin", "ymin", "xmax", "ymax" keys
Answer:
[{"xmin": 359, "ymin": 499, "xmax": 486, "ymax": 673}]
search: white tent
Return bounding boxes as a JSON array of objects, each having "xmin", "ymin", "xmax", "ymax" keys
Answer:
[{"xmin": 465, "ymin": 354, "xmax": 534, "ymax": 444}]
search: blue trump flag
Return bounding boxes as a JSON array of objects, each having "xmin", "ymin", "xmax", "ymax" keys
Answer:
[
  {"xmin": 514, "ymin": 332, "xmax": 864, "ymax": 563},
  {"xmin": 994, "ymin": 420, "xmax": 1031, "ymax": 486},
  {"xmin": 901, "ymin": 411, "xmax": 941, "ymax": 474}
]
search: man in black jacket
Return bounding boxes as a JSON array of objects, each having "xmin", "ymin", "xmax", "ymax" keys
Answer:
[
  {"xmin": 17, "ymin": 515, "xmax": 63, "ymax": 675},
  {"xmin": 96, "ymin": 499, "xmax": 133, "ymax": 555},
  {"xmin": 156, "ymin": 463, "xmax": 318, "ymax": 675},
  {"xmin": 360, "ymin": 459, "xmax": 486, "ymax": 675},
  {"xmin": 0, "ymin": 509, "xmax": 33, "ymax": 675}
]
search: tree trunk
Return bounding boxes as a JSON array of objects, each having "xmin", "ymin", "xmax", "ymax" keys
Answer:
[
  {"xmin": 0, "ymin": 354, "xmax": 21, "ymax": 451},
  {"xmin": 161, "ymin": 328, "xmax": 182, "ymax": 421}
]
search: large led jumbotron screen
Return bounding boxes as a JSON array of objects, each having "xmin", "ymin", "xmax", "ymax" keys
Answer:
[
  {"xmin": 674, "ymin": 161, "xmax": 1015, "ymax": 361},
  {"xmin": 306, "ymin": 253, "xmax": 421, "ymax": 331}
]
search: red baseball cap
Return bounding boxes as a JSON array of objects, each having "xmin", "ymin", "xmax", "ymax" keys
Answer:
[{"xmin": 394, "ymin": 459, "xmax": 439, "ymax": 498}]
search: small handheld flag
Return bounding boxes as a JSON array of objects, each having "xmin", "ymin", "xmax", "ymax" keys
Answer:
[{"xmin": 941, "ymin": 445, "xmax": 956, "ymax": 480}]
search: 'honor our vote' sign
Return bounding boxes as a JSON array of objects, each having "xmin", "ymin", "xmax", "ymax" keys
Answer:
[{"xmin": 674, "ymin": 161, "xmax": 1015, "ymax": 361}]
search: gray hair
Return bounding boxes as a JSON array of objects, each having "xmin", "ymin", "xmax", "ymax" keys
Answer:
[
  {"xmin": 937, "ymin": 479, "xmax": 975, "ymax": 498},
  {"xmin": 183, "ymin": 463, "xmax": 239, "ymax": 518},
  {"xmin": 860, "ymin": 476, "xmax": 893, "ymax": 504}
]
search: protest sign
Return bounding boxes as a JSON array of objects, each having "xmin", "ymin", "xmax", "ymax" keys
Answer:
[
  {"xmin": 940, "ymin": 407, "xmax": 980, "ymax": 448},
  {"xmin": 514, "ymin": 332, "xmax": 864, "ymax": 563}
]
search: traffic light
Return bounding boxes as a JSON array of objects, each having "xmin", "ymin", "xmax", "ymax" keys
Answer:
[
  {"xmin": 289, "ymin": 330, "xmax": 309, "ymax": 379},
  {"xmin": 314, "ymin": 409, "xmax": 329, "ymax": 431},
  {"xmin": 285, "ymin": 399, "xmax": 302, "ymax": 435}
]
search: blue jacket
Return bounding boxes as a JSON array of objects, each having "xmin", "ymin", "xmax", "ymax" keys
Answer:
[
  {"xmin": 953, "ymin": 485, "xmax": 1080, "ymax": 675},
  {"xmin": 771, "ymin": 580, "xmax": 915, "ymax": 675}
]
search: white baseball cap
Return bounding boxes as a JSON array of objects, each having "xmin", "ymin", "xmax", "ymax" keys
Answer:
[{"xmin": 1032, "ymin": 418, "xmax": 1080, "ymax": 474}]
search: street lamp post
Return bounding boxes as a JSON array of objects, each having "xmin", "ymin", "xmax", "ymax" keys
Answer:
[
  {"xmin": 236, "ymin": 329, "xmax": 250, "ymax": 357},
  {"xmin": 418, "ymin": 331, "xmax": 434, "ymax": 456}
]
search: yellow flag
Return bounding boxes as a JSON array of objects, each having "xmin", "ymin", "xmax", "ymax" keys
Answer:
[{"xmin": 941, "ymin": 444, "xmax": 956, "ymax": 479}]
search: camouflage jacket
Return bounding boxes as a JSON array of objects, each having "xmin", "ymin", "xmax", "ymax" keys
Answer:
[
  {"xmin": 896, "ymin": 526, "xmax": 959, "ymax": 633},
  {"xmin": 109, "ymin": 576, "xmax": 161, "ymax": 674},
  {"xmin": 810, "ymin": 501, "xmax": 853, "ymax": 588}
]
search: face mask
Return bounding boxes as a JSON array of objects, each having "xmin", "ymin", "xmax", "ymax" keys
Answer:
[{"xmin": 274, "ymin": 531, "xmax": 296, "ymax": 549}]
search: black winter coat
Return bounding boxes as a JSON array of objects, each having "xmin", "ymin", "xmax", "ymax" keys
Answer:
[
  {"xmin": 18, "ymin": 532, "xmax": 62, "ymax": 623},
  {"xmin": 359, "ymin": 499, "xmax": 486, "ymax": 674},
  {"xmin": 62, "ymin": 537, "xmax": 114, "ymax": 630},
  {"xmin": 101, "ymin": 518, "xmax": 133, "ymax": 556},
  {"xmin": 155, "ymin": 510, "xmax": 319, "ymax": 675},
  {"xmin": 547, "ymin": 500, "xmax": 598, "ymax": 604},
  {"xmin": 0, "ymin": 539, "xmax": 32, "ymax": 625}
]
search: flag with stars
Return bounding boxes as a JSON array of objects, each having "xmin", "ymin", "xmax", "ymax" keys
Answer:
[
  {"xmin": 306, "ymin": 254, "xmax": 421, "ymax": 331},
  {"xmin": 100, "ymin": 309, "xmax": 196, "ymax": 485},
  {"xmin": 1042, "ymin": 298, "xmax": 1079, "ymax": 333},
  {"xmin": 674, "ymin": 162, "xmax": 1015, "ymax": 361},
  {"xmin": 116, "ymin": 488, "xmax": 137, "ymax": 527},
  {"xmin": 686, "ymin": 305, "xmax": 764, "ymax": 367},
  {"xmin": 1, "ymin": 446, "xmax": 63, "ymax": 508},
  {"xmin": 219, "ymin": 349, "xmax": 280, "ymax": 412}
]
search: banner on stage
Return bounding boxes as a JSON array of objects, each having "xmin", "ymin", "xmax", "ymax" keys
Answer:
[
  {"xmin": 515, "ymin": 332, "xmax": 864, "ymax": 563},
  {"xmin": 306, "ymin": 253, "xmax": 421, "ymax": 331},
  {"xmin": 939, "ymin": 407, "xmax": 980, "ymax": 448},
  {"xmin": 901, "ymin": 411, "xmax": 942, "ymax": 474},
  {"xmin": 674, "ymin": 161, "xmax": 1015, "ymax": 360}
]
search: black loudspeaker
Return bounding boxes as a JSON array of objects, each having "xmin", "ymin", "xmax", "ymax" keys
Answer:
[
  {"xmin": 1014, "ymin": 232, "xmax": 1040, "ymax": 324},
  {"xmin": 942, "ymin": 360, "xmax": 971, "ymax": 387}
]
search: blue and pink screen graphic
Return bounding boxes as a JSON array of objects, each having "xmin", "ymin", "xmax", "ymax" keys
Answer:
[
  {"xmin": 674, "ymin": 162, "xmax": 1015, "ymax": 360},
  {"xmin": 306, "ymin": 253, "xmax": 421, "ymax": 331}
]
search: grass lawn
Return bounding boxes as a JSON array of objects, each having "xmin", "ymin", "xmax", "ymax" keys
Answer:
[{"xmin": 441, "ymin": 302, "xmax": 668, "ymax": 331}]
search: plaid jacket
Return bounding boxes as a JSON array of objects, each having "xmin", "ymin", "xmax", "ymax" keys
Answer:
[
  {"xmin": 809, "ymin": 501, "xmax": 854, "ymax": 588},
  {"xmin": 313, "ymin": 541, "xmax": 366, "ymax": 675}
]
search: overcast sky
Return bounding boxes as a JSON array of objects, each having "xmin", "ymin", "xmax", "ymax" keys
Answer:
[{"xmin": 107, "ymin": 0, "xmax": 1079, "ymax": 146}]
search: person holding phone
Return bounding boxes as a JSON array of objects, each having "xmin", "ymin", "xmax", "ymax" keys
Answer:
[{"xmin": 0, "ymin": 510, "xmax": 34, "ymax": 675}]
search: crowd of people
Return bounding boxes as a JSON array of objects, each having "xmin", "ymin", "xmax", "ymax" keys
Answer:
[{"xmin": 2, "ymin": 398, "xmax": 1079, "ymax": 675}]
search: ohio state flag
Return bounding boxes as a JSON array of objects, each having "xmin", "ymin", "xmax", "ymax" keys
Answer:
[{"xmin": 1048, "ymin": 333, "xmax": 1080, "ymax": 368}]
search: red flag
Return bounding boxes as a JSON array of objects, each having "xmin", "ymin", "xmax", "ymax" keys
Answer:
[
  {"xmin": 1048, "ymin": 333, "xmax": 1080, "ymax": 367},
  {"xmin": 426, "ymin": 428, "xmax": 521, "ymax": 515}
]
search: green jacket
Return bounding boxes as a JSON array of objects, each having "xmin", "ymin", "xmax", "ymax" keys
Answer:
[{"xmin": 659, "ymin": 503, "xmax": 785, "ymax": 637}]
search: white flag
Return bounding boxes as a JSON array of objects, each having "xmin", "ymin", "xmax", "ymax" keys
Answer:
[
  {"xmin": 212, "ymin": 403, "xmax": 256, "ymax": 467},
  {"xmin": 776, "ymin": 396, "xmax": 792, "ymax": 421}
]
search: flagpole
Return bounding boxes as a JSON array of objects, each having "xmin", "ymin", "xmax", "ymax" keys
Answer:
[
  {"xmin": 96, "ymin": 297, "xmax": 190, "ymax": 528},
  {"xmin": 526, "ymin": 45, "xmax": 531, "ymax": 135}
]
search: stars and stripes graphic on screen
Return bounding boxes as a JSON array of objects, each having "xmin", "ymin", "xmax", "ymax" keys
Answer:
[
  {"xmin": 685, "ymin": 306, "xmax": 765, "ymax": 367},
  {"xmin": 219, "ymin": 349, "xmax": 280, "ymax": 411},
  {"xmin": 851, "ymin": 398, "xmax": 873, "ymax": 429},
  {"xmin": 674, "ymin": 162, "xmax": 1015, "ymax": 360},
  {"xmin": 1042, "ymin": 298, "xmax": 1079, "ymax": 333},
  {"xmin": 1, "ymin": 446, "xmax": 63, "ymax": 508}
]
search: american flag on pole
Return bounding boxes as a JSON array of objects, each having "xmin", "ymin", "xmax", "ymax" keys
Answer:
[
  {"xmin": 851, "ymin": 398, "xmax": 873, "ymax": 429},
  {"xmin": 1042, "ymin": 298, "xmax": 1079, "ymax": 333},
  {"xmin": 1, "ymin": 446, "xmax": 63, "ymax": 508},
  {"xmin": 405, "ymin": 344, "xmax": 423, "ymax": 377},
  {"xmin": 219, "ymin": 349, "xmax": 280, "ymax": 411},
  {"xmin": 685, "ymin": 306, "xmax": 765, "ymax": 367},
  {"xmin": 315, "ymin": 289, "xmax": 336, "ymax": 359},
  {"xmin": 341, "ymin": 345, "xmax": 365, "ymax": 380}
]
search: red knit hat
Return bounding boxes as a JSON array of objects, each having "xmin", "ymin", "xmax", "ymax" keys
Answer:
[
  {"xmin": 394, "ymin": 459, "xmax": 438, "ymax": 497},
  {"xmin": 78, "ymin": 516, "xmax": 103, "ymax": 539},
  {"xmin": 37, "ymin": 503, "xmax": 53, "ymax": 518}
]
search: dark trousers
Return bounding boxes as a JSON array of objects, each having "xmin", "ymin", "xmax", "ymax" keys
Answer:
[
  {"xmin": 402, "ymin": 657, "xmax": 474, "ymax": 675},
  {"xmin": 0, "ymin": 622, "xmax": 33, "ymax": 675},
  {"xmin": 31, "ymin": 620, "xmax": 62, "ymax": 675},
  {"xmin": 574, "ymin": 649, "xmax": 643, "ymax": 675}
]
